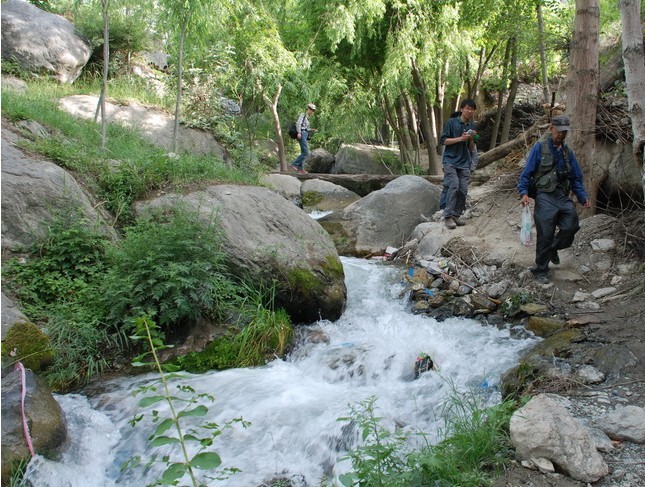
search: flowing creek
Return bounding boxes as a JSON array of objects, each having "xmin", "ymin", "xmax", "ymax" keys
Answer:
[{"xmin": 23, "ymin": 257, "xmax": 540, "ymax": 486}]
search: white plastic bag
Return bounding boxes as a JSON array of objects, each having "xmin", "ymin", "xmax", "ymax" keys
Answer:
[{"xmin": 519, "ymin": 205, "xmax": 534, "ymax": 246}]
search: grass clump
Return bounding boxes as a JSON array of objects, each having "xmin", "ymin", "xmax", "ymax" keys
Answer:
[{"xmin": 339, "ymin": 387, "xmax": 517, "ymax": 487}]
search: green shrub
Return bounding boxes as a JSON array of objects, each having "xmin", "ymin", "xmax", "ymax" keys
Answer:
[
  {"xmin": 1, "ymin": 209, "xmax": 125, "ymax": 390},
  {"xmin": 339, "ymin": 386, "xmax": 518, "ymax": 487},
  {"xmin": 103, "ymin": 207, "xmax": 239, "ymax": 331}
]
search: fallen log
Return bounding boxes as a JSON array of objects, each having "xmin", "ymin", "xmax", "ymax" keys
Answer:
[{"xmin": 477, "ymin": 119, "xmax": 545, "ymax": 169}]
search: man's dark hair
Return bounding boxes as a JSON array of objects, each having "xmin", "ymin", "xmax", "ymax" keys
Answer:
[{"xmin": 460, "ymin": 99, "xmax": 476, "ymax": 110}]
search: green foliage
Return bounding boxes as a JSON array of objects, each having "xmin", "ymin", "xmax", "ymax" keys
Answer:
[
  {"xmin": 177, "ymin": 280, "xmax": 294, "ymax": 372},
  {"xmin": 339, "ymin": 388, "xmax": 518, "ymax": 487},
  {"xmin": 2, "ymin": 209, "xmax": 110, "ymax": 321},
  {"xmin": 1, "ymin": 209, "xmax": 125, "ymax": 390},
  {"xmin": 126, "ymin": 314, "xmax": 247, "ymax": 486},
  {"xmin": 500, "ymin": 291, "xmax": 534, "ymax": 319},
  {"xmin": 338, "ymin": 396, "xmax": 409, "ymax": 487},
  {"xmin": 44, "ymin": 301, "xmax": 128, "ymax": 391},
  {"xmin": 103, "ymin": 207, "xmax": 239, "ymax": 330},
  {"xmin": 2, "ymin": 86, "xmax": 259, "ymax": 225}
]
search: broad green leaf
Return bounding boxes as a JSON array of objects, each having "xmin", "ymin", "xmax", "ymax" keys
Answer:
[
  {"xmin": 154, "ymin": 418, "xmax": 176, "ymax": 436},
  {"xmin": 178, "ymin": 405, "xmax": 208, "ymax": 418},
  {"xmin": 150, "ymin": 436, "xmax": 181, "ymax": 447},
  {"xmin": 190, "ymin": 451, "xmax": 221, "ymax": 469},
  {"xmin": 161, "ymin": 462, "xmax": 187, "ymax": 483},
  {"xmin": 139, "ymin": 395, "xmax": 165, "ymax": 408}
]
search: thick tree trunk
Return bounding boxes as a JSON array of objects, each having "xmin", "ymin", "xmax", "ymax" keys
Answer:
[
  {"xmin": 566, "ymin": 0, "xmax": 600, "ymax": 212},
  {"xmin": 263, "ymin": 85, "xmax": 287, "ymax": 172},
  {"xmin": 619, "ymin": 0, "xmax": 645, "ymax": 200}
]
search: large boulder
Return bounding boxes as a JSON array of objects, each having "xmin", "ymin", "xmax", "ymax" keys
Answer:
[
  {"xmin": 59, "ymin": 95, "xmax": 229, "ymax": 160},
  {"xmin": 326, "ymin": 176, "xmax": 441, "ymax": 255},
  {"xmin": 1, "ymin": 127, "xmax": 117, "ymax": 253},
  {"xmin": 1, "ymin": 368, "xmax": 67, "ymax": 483},
  {"xmin": 136, "ymin": 185, "xmax": 347, "ymax": 323},
  {"xmin": 1, "ymin": 0, "xmax": 91, "ymax": 83},
  {"xmin": 306, "ymin": 148, "xmax": 335, "ymax": 174},
  {"xmin": 301, "ymin": 179, "xmax": 361, "ymax": 213},
  {"xmin": 332, "ymin": 143, "xmax": 400, "ymax": 175},
  {"xmin": 260, "ymin": 173, "xmax": 302, "ymax": 207},
  {"xmin": 509, "ymin": 394, "xmax": 608, "ymax": 483}
]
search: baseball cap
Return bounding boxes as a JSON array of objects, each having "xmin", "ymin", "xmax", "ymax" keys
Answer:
[
  {"xmin": 551, "ymin": 115, "xmax": 570, "ymax": 132},
  {"xmin": 307, "ymin": 103, "xmax": 317, "ymax": 111}
]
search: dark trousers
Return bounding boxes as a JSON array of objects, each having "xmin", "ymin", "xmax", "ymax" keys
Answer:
[
  {"xmin": 443, "ymin": 164, "xmax": 470, "ymax": 218},
  {"xmin": 533, "ymin": 190, "xmax": 580, "ymax": 272}
]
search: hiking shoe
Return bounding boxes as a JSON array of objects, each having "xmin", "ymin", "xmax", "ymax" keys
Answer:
[
  {"xmin": 289, "ymin": 164, "xmax": 298, "ymax": 172},
  {"xmin": 298, "ymin": 169, "xmax": 308, "ymax": 174},
  {"xmin": 529, "ymin": 266, "xmax": 549, "ymax": 284},
  {"xmin": 550, "ymin": 250, "xmax": 560, "ymax": 265},
  {"xmin": 453, "ymin": 217, "xmax": 466, "ymax": 226},
  {"xmin": 444, "ymin": 217, "xmax": 457, "ymax": 229}
]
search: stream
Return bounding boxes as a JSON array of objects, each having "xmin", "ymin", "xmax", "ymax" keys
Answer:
[{"xmin": 23, "ymin": 257, "xmax": 539, "ymax": 486}]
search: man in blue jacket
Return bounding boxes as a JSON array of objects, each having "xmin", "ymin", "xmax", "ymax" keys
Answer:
[
  {"xmin": 440, "ymin": 99, "xmax": 477, "ymax": 229},
  {"xmin": 517, "ymin": 114, "xmax": 591, "ymax": 283}
]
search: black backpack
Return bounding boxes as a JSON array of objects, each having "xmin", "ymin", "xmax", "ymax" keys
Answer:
[{"xmin": 288, "ymin": 123, "xmax": 298, "ymax": 139}]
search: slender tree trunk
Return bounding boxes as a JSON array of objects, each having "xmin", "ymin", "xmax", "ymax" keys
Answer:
[
  {"xmin": 403, "ymin": 92, "xmax": 420, "ymax": 166},
  {"xmin": 98, "ymin": 0, "xmax": 110, "ymax": 150},
  {"xmin": 501, "ymin": 40, "xmax": 519, "ymax": 144},
  {"xmin": 619, "ymin": 0, "xmax": 645, "ymax": 200},
  {"xmin": 489, "ymin": 39, "xmax": 512, "ymax": 150},
  {"xmin": 173, "ymin": 20, "xmax": 189, "ymax": 154},
  {"xmin": 411, "ymin": 61, "xmax": 440, "ymax": 174},
  {"xmin": 537, "ymin": 2, "xmax": 550, "ymax": 104},
  {"xmin": 395, "ymin": 95, "xmax": 414, "ymax": 167},
  {"xmin": 263, "ymin": 85, "xmax": 286, "ymax": 172},
  {"xmin": 566, "ymin": 0, "xmax": 600, "ymax": 212}
]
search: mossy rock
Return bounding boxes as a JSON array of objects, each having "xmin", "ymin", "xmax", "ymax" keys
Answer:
[
  {"xmin": 526, "ymin": 316, "xmax": 566, "ymax": 338},
  {"xmin": 500, "ymin": 328, "xmax": 583, "ymax": 399},
  {"xmin": 1, "ymin": 320, "xmax": 54, "ymax": 372}
]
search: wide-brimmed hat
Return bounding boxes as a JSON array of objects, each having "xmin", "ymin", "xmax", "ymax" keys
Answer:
[
  {"xmin": 307, "ymin": 103, "xmax": 317, "ymax": 111},
  {"xmin": 551, "ymin": 114, "xmax": 570, "ymax": 132}
]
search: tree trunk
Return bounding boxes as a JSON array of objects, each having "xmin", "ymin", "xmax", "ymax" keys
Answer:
[
  {"xmin": 619, "ymin": 0, "xmax": 645, "ymax": 200},
  {"xmin": 172, "ymin": 20, "xmax": 189, "ymax": 154},
  {"xmin": 537, "ymin": 2, "xmax": 550, "ymax": 104},
  {"xmin": 395, "ymin": 95, "xmax": 414, "ymax": 168},
  {"xmin": 501, "ymin": 40, "xmax": 519, "ymax": 144},
  {"xmin": 98, "ymin": 0, "xmax": 110, "ymax": 150},
  {"xmin": 489, "ymin": 39, "xmax": 512, "ymax": 150},
  {"xmin": 477, "ymin": 119, "xmax": 544, "ymax": 170},
  {"xmin": 411, "ymin": 61, "xmax": 440, "ymax": 174},
  {"xmin": 403, "ymin": 92, "xmax": 421, "ymax": 167},
  {"xmin": 263, "ymin": 85, "xmax": 287, "ymax": 172},
  {"xmin": 566, "ymin": 0, "xmax": 600, "ymax": 212}
]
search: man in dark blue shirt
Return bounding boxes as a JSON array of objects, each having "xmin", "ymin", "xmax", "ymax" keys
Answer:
[
  {"xmin": 517, "ymin": 114, "xmax": 591, "ymax": 283},
  {"xmin": 440, "ymin": 99, "xmax": 477, "ymax": 229}
]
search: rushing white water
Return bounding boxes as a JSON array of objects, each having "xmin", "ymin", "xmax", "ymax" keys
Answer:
[{"xmin": 23, "ymin": 257, "xmax": 539, "ymax": 487}]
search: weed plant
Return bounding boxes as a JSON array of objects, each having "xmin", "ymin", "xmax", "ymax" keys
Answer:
[
  {"xmin": 126, "ymin": 314, "xmax": 247, "ymax": 486},
  {"xmin": 338, "ymin": 387, "xmax": 517, "ymax": 487}
]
